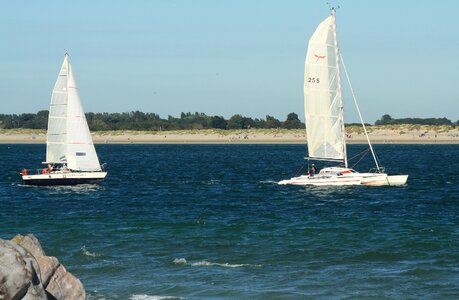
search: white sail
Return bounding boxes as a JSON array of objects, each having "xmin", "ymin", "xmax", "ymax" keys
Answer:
[
  {"xmin": 46, "ymin": 54, "xmax": 102, "ymax": 171},
  {"xmin": 46, "ymin": 56, "xmax": 69, "ymax": 165},
  {"xmin": 304, "ymin": 14, "xmax": 346, "ymax": 163}
]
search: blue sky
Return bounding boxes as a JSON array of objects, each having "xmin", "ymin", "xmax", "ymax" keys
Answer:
[{"xmin": 1, "ymin": 0, "xmax": 458, "ymax": 123}]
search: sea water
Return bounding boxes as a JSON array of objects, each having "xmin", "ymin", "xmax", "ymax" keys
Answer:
[{"xmin": 1, "ymin": 144, "xmax": 459, "ymax": 299}]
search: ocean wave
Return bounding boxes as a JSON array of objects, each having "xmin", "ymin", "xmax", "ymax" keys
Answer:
[
  {"xmin": 173, "ymin": 258, "xmax": 261, "ymax": 268},
  {"xmin": 204, "ymin": 179, "xmax": 220, "ymax": 185},
  {"xmin": 80, "ymin": 245, "xmax": 98, "ymax": 257},
  {"xmin": 131, "ymin": 295, "xmax": 183, "ymax": 300},
  {"xmin": 23, "ymin": 184, "xmax": 104, "ymax": 194},
  {"xmin": 259, "ymin": 180, "xmax": 278, "ymax": 184}
]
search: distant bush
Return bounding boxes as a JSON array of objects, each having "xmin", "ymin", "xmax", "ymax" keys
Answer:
[{"xmin": 375, "ymin": 114, "xmax": 452, "ymax": 126}]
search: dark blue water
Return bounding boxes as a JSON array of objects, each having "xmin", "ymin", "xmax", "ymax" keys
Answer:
[{"xmin": 1, "ymin": 144, "xmax": 459, "ymax": 299}]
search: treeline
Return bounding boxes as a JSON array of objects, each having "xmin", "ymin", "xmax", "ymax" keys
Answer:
[
  {"xmin": 374, "ymin": 114, "xmax": 454, "ymax": 126},
  {"xmin": 1, "ymin": 111, "xmax": 456, "ymax": 131},
  {"xmin": 0, "ymin": 111, "xmax": 304, "ymax": 131}
]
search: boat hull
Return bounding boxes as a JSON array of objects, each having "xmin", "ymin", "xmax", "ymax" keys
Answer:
[
  {"xmin": 21, "ymin": 172, "xmax": 107, "ymax": 186},
  {"xmin": 361, "ymin": 174, "xmax": 408, "ymax": 186},
  {"xmin": 279, "ymin": 168, "xmax": 408, "ymax": 187},
  {"xmin": 278, "ymin": 175, "xmax": 361, "ymax": 186}
]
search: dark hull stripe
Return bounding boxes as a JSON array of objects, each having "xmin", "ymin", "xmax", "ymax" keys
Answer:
[{"xmin": 22, "ymin": 178, "xmax": 104, "ymax": 186}]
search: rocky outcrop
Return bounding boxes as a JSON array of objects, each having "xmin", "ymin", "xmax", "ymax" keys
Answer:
[{"xmin": 0, "ymin": 234, "xmax": 85, "ymax": 300}]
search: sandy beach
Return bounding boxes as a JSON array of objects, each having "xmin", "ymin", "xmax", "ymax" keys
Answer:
[{"xmin": 1, "ymin": 126, "xmax": 459, "ymax": 144}]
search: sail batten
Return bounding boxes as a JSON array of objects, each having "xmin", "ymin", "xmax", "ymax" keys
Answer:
[
  {"xmin": 46, "ymin": 54, "xmax": 102, "ymax": 171},
  {"xmin": 304, "ymin": 14, "xmax": 346, "ymax": 162}
]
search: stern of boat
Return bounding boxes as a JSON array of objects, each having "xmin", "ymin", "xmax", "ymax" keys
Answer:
[
  {"xmin": 385, "ymin": 175, "xmax": 408, "ymax": 186},
  {"xmin": 361, "ymin": 174, "xmax": 408, "ymax": 186}
]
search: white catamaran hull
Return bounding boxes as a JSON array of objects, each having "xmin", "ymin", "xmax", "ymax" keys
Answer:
[
  {"xmin": 278, "ymin": 168, "xmax": 408, "ymax": 187},
  {"xmin": 22, "ymin": 172, "xmax": 107, "ymax": 186},
  {"xmin": 278, "ymin": 175, "xmax": 361, "ymax": 186},
  {"xmin": 361, "ymin": 174, "xmax": 408, "ymax": 186}
]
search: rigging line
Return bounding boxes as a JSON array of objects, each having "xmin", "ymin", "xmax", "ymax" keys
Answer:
[
  {"xmin": 348, "ymin": 150, "xmax": 370, "ymax": 169},
  {"xmin": 373, "ymin": 151, "xmax": 384, "ymax": 171},
  {"xmin": 339, "ymin": 53, "xmax": 381, "ymax": 171},
  {"xmin": 350, "ymin": 148, "xmax": 371, "ymax": 169},
  {"xmin": 347, "ymin": 147, "xmax": 371, "ymax": 162},
  {"xmin": 294, "ymin": 162, "xmax": 308, "ymax": 177}
]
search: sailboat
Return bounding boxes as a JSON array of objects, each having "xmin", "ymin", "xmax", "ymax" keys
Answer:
[
  {"xmin": 278, "ymin": 9, "xmax": 408, "ymax": 186},
  {"xmin": 21, "ymin": 54, "xmax": 107, "ymax": 186}
]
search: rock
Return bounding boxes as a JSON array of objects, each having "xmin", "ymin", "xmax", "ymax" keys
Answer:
[
  {"xmin": 0, "ymin": 239, "xmax": 47, "ymax": 300},
  {"xmin": 0, "ymin": 239, "xmax": 30, "ymax": 299},
  {"xmin": 35, "ymin": 255, "xmax": 59, "ymax": 288},
  {"xmin": 12, "ymin": 234, "xmax": 46, "ymax": 258},
  {"xmin": 0, "ymin": 234, "xmax": 86, "ymax": 300},
  {"xmin": 46, "ymin": 265, "xmax": 86, "ymax": 300},
  {"xmin": 12, "ymin": 234, "xmax": 60, "ymax": 288}
]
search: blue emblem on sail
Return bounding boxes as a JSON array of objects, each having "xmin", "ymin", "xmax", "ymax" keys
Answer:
[{"xmin": 76, "ymin": 152, "xmax": 86, "ymax": 156}]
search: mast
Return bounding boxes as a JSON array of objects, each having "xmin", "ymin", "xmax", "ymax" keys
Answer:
[{"xmin": 331, "ymin": 8, "xmax": 348, "ymax": 168}]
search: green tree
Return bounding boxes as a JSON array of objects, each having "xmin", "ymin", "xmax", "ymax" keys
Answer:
[
  {"xmin": 90, "ymin": 119, "xmax": 110, "ymax": 131},
  {"xmin": 375, "ymin": 114, "xmax": 393, "ymax": 125},
  {"xmin": 227, "ymin": 114, "xmax": 244, "ymax": 129},
  {"xmin": 210, "ymin": 116, "xmax": 227, "ymax": 129},
  {"xmin": 283, "ymin": 113, "xmax": 303, "ymax": 129},
  {"xmin": 241, "ymin": 117, "xmax": 254, "ymax": 129},
  {"xmin": 32, "ymin": 110, "xmax": 49, "ymax": 129},
  {"xmin": 266, "ymin": 115, "xmax": 281, "ymax": 128},
  {"xmin": 253, "ymin": 118, "xmax": 267, "ymax": 129}
]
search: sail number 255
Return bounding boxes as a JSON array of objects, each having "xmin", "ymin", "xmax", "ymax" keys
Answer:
[{"xmin": 308, "ymin": 77, "xmax": 320, "ymax": 83}]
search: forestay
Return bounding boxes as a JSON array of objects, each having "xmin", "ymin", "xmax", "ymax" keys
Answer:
[
  {"xmin": 304, "ymin": 14, "xmax": 346, "ymax": 164},
  {"xmin": 46, "ymin": 54, "xmax": 102, "ymax": 171}
]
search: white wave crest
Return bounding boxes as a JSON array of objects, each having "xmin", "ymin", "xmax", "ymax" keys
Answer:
[
  {"xmin": 173, "ymin": 258, "xmax": 261, "ymax": 268},
  {"xmin": 259, "ymin": 180, "xmax": 278, "ymax": 184},
  {"xmin": 131, "ymin": 295, "xmax": 183, "ymax": 300},
  {"xmin": 204, "ymin": 179, "xmax": 220, "ymax": 185},
  {"xmin": 173, "ymin": 258, "xmax": 188, "ymax": 265},
  {"xmin": 81, "ymin": 246, "xmax": 98, "ymax": 257}
]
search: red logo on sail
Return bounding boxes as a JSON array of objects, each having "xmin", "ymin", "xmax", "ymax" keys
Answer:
[{"xmin": 314, "ymin": 54, "xmax": 326, "ymax": 61}]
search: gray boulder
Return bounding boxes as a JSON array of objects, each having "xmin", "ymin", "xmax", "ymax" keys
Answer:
[
  {"xmin": 0, "ymin": 239, "xmax": 47, "ymax": 300},
  {"xmin": 0, "ymin": 234, "xmax": 85, "ymax": 300},
  {"xmin": 46, "ymin": 265, "xmax": 86, "ymax": 300},
  {"xmin": 11, "ymin": 235, "xmax": 60, "ymax": 288}
]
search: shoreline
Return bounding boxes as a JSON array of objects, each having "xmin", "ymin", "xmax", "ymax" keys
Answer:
[{"xmin": 1, "ymin": 127, "xmax": 459, "ymax": 144}]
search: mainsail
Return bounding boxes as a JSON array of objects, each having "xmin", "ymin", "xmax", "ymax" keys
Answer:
[
  {"xmin": 46, "ymin": 54, "xmax": 102, "ymax": 171},
  {"xmin": 304, "ymin": 13, "xmax": 347, "ymax": 165}
]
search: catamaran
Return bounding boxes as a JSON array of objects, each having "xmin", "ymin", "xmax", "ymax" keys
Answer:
[
  {"xmin": 278, "ymin": 9, "xmax": 408, "ymax": 186},
  {"xmin": 21, "ymin": 54, "xmax": 107, "ymax": 186}
]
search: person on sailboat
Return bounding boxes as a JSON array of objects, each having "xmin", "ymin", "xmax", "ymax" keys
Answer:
[{"xmin": 309, "ymin": 164, "xmax": 318, "ymax": 176}]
